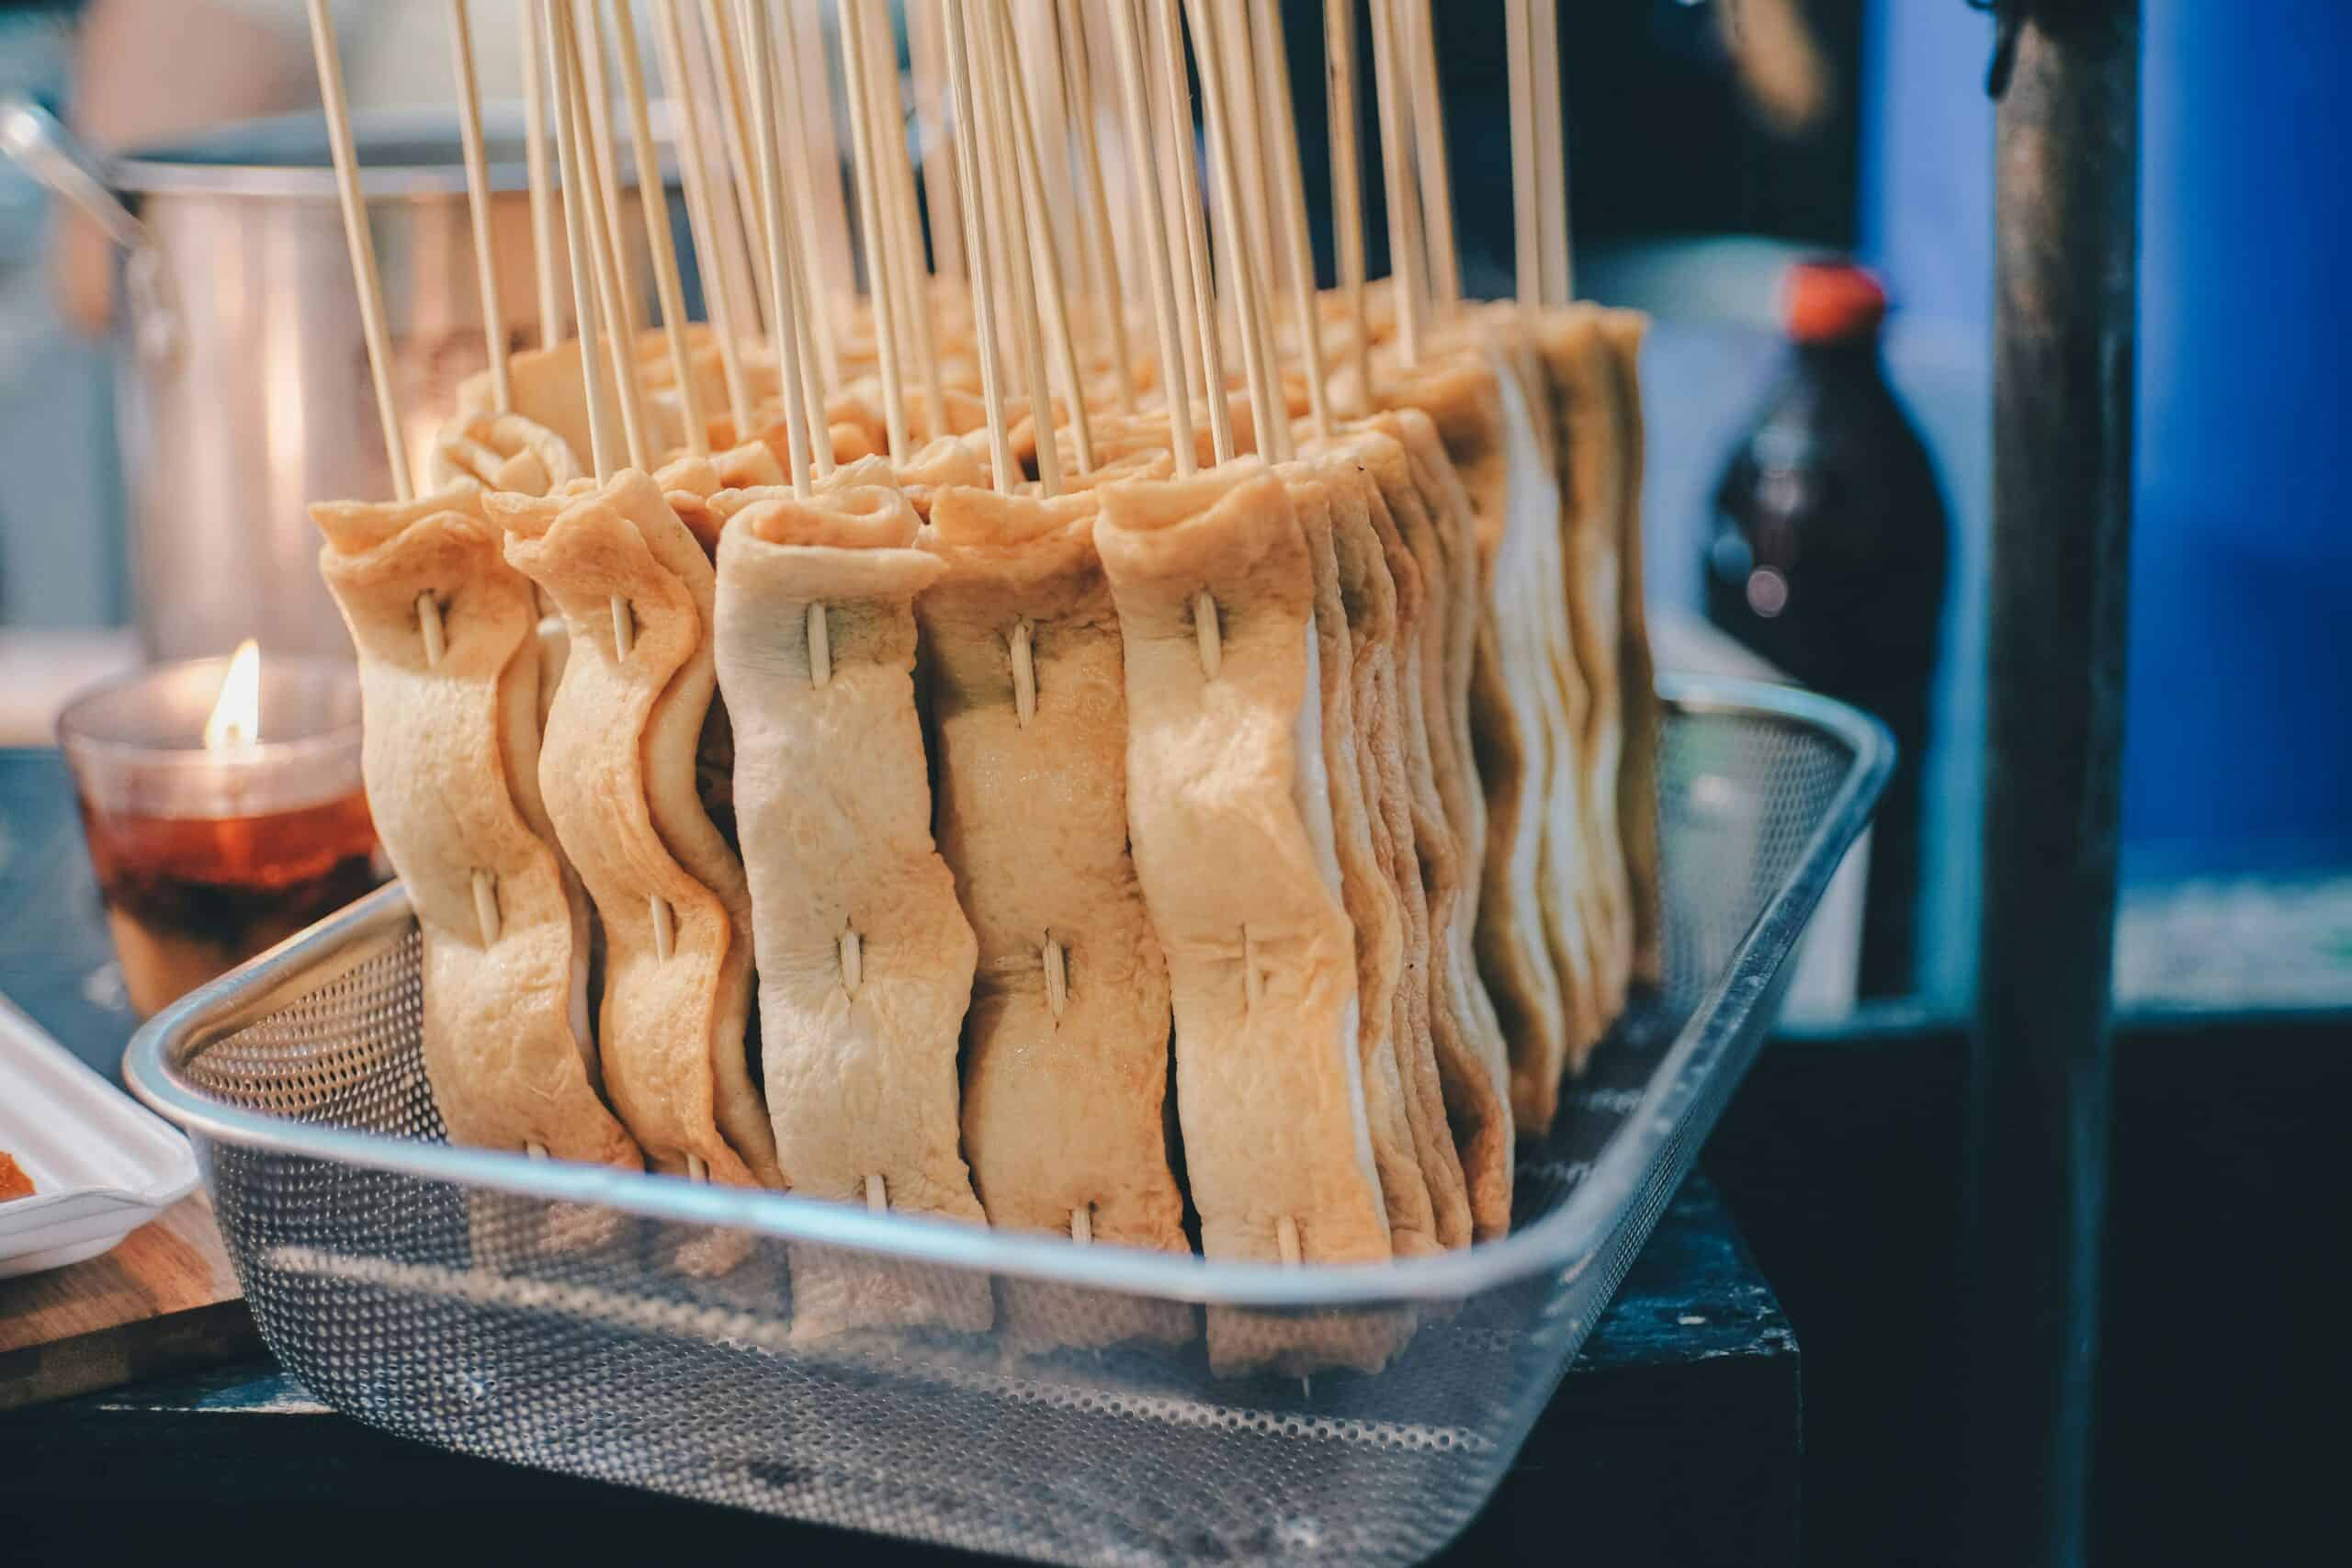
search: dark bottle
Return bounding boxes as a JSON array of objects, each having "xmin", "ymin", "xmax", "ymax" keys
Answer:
[{"xmin": 1706, "ymin": 259, "xmax": 1950, "ymax": 998}]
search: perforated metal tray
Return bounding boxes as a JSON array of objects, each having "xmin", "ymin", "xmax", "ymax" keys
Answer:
[{"xmin": 126, "ymin": 675, "xmax": 1889, "ymax": 1566}]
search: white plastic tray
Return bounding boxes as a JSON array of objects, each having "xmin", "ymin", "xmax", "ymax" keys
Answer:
[{"xmin": 0, "ymin": 994, "xmax": 199, "ymax": 1278}]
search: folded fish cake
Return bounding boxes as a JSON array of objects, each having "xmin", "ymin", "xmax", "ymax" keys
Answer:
[
  {"xmin": 494, "ymin": 472, "xmax": 777, "ymax": 1197},
  {"xmin": 1281, "ymin": 464, "xmax": 1440, "ymax": 1260},
  {"xmin": 713, "ymin": 480, "xmax": 991, "ymax": 1338},
  {"xmin": 1312, "ymin": 452, "xmax": 1474, "ymax": 1250},
  {"xmin": 1326, "ymin": 424, "xmax": 1517, "ymax": 1241},
  {"xmin": 1097, "ymin": 463, "xmax": 1402, "ymax": 1373},
  {"xmin": 920, "ymin": 482, "xmax": 1193, "ymax": 1348},
  {"xmin": 313, "ymin": 484, "xmax": 638, "ymax": 1174}
]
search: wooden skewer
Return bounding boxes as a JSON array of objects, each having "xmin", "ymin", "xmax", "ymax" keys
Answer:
[
  {"xmin": 780, "ymin": 100, "xmax": 838, "ymax": 479},
  {"xmin": 967, "ymin": 0, "xmax": 1061, "ymax": 493},
  {"xmin": 541, "ymin": 2, "xmax": 635, "ymax": 684},
  {"xmin": 1506, "ymin": 0, "xmax": 1540, "ymax": 310},
  {"xmin": 1252, "ymin": 0, "xmax": 1332, "ymax": 440},
  {"xmin": 738, "ymin": 0, "xmax": 818, "ymax": 495},
  {"xmin": 1056, "ymin": 0, "xmax": 1136, "ymax": 414},
  {"xmin": 1070, "ymin": 1202, "xmax": 1091, "ymax": 1245},
  {"xmin": 1324, "ymin": 0, "xmax": 1372, "ymax": 413},
  {"xmin": 990, "ymin": 0, "xmax": 1093, "ymax": 478},
  {"xmin": 1232, "ymin": 0, "xmax": 1295, "ymax": 455},
  {"xmin": 574, "ymin": 6, "xmax": 645, "ymax": 354},
  {"xmin": 700, "ymin": 0, "xmax": 774, "ymax": 337},
  {"xmin": 653, "ymin": 0, "xmax": 755, "ymax": 434},
  {"xmin": 754, "ymin": 13, "xmax": 838, "ymax": 479},
  {"xmin": 1367, "ymin": 0, "xmax": 1426, "ymax": 367},
  {"xmin": 865, "ymin": 0, "xmax": 947, "ymax": 443},
  {"xmin": 521, "ymin": 0, "xmax": 565, "ymax": 349},
  {"xmin": 768, "ymin": 5, "xmax": 841, "ymax": 390},
  {"xmin": 865, "ymin": 1172, "xmax": 887, "ymax": 1213},
  {"xmin": 610, "ymin": 0, "xmax": 709, "ymax": 457},
  {"xmin": 1213, "ymin": 0, "xmax": 1285, "ymax": 367},
  {"xmin": 650, "ymin": 893, "xmax": 675, "ymax": 961},
  {"xmin": 544, "ymin": 0, "xmax": 614, "ymax": 478},
  {"xmin": 1105, "ymin": 0, "xmax": 1194, "ymax": 476},
  {"xmin": 1531, "ymin": 0, "xmax": 1570, "ymax": 304},
  {"xmin": 940, "ymin": 0, "xmax": 1015, "ymax": 493},
  {"xmin": 447, "ymin": 1, "xmax": 511, "ymax": 416},
  {"xmin": 1148, "ymin": 0, "xmax": 1233, "ymax": 466},
  {"xmin": 420, "ymin": 594, "xmax": 448, "ymax": 664},
  {"xmin": 907, "ymin": 0, "xmax": 966, "ymax": 284},
  {"xmin": 788, "ymin": 0, "xmax": 856, "ymax": 312},
  {"xmin": 1085, "ymin": 0, "xmax": 1137, "ymax": 341},
  {"xmin": 1014, "ymin": 0, "xmax": 1081, "ymax": 338},
  {"xmin": 679, "ymin": 0, "xmax": 765, "ymax": 348},
  {"xmin": 837, "ymin": 0, "xmax": 910, "ymax": 461},
  {"xmin": 1403, "ymin": 0, "xmax": 1460, "ymax": 310},
  {"xmin": 961, "ymin": 0, "xmax": 1042, "ymax": 479},
  {"xmin": 569, "ymin": 1, "xmax": 651, "ymax": 469},
  {"xmin": 1186, "ymin": 0, "xmax": 1281, "ymax": 463},
  {"xmin": 1140, "ymin": 0, "xmax": 1202, "ymax": 400},
  {"xmin": 303, "ymin": 0, "xmax": 411, "ymax": 501}
]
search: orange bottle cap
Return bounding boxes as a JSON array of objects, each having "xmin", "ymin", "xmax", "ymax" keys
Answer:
[{"xmin": 1783, "ymin": 260, "xmax": 1889, "ymax": 344}]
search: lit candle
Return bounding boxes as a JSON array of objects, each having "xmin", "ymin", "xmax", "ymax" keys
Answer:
[{"xmin": 58, "ymin": 642, "xmax": 385, "ymax": 1018}]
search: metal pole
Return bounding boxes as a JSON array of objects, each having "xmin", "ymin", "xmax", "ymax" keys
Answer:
[{"xmin": 1965, "ymin": 2, "xmax": 2138, "ymax": 1563}]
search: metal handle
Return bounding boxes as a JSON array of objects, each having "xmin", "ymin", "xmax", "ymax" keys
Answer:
[
  {"xmin": 0, "ymin": 95, "xmax": 149, "ymax": 250},
  {"xmin": 0, "ymin": 96, "xmax": 178, "ymax": 363}
]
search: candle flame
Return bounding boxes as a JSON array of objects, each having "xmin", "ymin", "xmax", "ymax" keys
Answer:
[{"xmin": 203, "ymin": 639, "xmax": 262, "ymax": 750}]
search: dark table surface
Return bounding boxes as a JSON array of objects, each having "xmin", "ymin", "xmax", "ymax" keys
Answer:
[{"xmin": 0, "ymin": 746, "xmax": 1803, "ymax": 1565}]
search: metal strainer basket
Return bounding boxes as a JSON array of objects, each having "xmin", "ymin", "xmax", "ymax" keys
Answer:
[{"xmin": 126, "ymin": 675, "xmax": 1889, "ymax": 1567}]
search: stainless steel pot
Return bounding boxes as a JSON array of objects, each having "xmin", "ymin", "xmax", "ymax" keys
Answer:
[{"xmin": 0, "ymin": 99, "xmax": 647, "ymax": 660}]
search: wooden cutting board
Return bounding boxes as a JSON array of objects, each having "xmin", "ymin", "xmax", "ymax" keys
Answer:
[{"xmin": 0, "ymin": 1192, "xmax": 258, "ymax": 1411}]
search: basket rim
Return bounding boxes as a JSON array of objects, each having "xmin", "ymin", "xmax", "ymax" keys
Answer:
[{"xmin": 124, "ymin": 674, "xmax": 1891, "ymax": 1309}]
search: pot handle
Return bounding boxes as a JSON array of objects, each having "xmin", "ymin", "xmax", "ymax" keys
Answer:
[{"xmin": 0, "ymin": 95, "xmax": 176, "ymax": 361}]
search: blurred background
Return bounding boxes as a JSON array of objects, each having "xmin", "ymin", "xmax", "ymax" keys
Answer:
[{"xmin": 0, "ymin": 2, "xmax": 2345, "ymax": 1562}]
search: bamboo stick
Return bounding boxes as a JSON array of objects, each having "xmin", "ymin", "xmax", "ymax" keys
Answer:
[
  {"xmin": 838, "ymin": 0, "xmax": 909, "ymax": 460},
  {"xmin": 570, "ymin": 1, "xmax": 650, "ymax": 468},
  {"xmin": 1506, "ymin": 0, "xmax": 1540, "ymax": 309},
  {"xmin": 939, "ymin": 0, "xmax": 1015, "ymax": 492},
  {"xmin": 653, "ymin": 0, "xmax": 755, "ymax": 433},
  {"xmin": 861, "ymin": 0, "xmax": 946, "ymax": 441},
  {"xmin": 519, "ymin": 0, "xmax": 564, "ymax": 350},
  {"xmin": 1324, "ymin": 0, "xmax": 1372, "ymax": 412},
  {"xmin": 542, "ymin": 0, "xmax": 613, "ymax": 478},
  {"xmin": 446, "ymin": 0, "xmax": 512, "ymax": 412},
  {"xmin": 1185, "ymin": 0, "xmax": 1281, "ymax": 460},
  {"xmin": 1531, "ymin": 0, "xmax": 1569, "ymax": 303},
  {"xmin": 969, "ymin": 0, "xmax": 1063, "ymax": 494},
  {"xmin": 907, "ymin": 0, "xmax": 966, "ymax": 283},
  {"xmin": 770, "ymin": 4, "xmax": 841, "ymax": 387},
  {"xmin": 1105, "ymin": 0, "xmax": 1195, "ymax": 475},
  {"xmin": 702, "ymin": 0, "xmax": 775, "ymax": 333},
  {"xmin": 1057, "ymin": 0, "xmax": 1136, "ymax": 412},
  {"xmin": 610, "ymin": 0, "xmax": 708, "ymax": 457},
  {"xmin": 1404, "ymin": 0, "xmax": 1460, "ymax": 309},
  {"xmin": 990, "ymin": 0, "xmax": 1093, "ymax": 476},
  {"xmin": 303, "ymin": 0, "xmax": 412, "ymax": 500},
  {"xmin": 1252, "ymin": 0, "xmax": 1332, "ymax": 438},
  {"xmin": 1368, "ymin": 0, "xmax": 1426, "ymax": 367},
  {"xmin": 1148, "ymin": 0, "xmax": 1233, "ymax": 465},
  {"xmin": 737, "ymin": 0, "xmax": 817, "ymax": 493}
]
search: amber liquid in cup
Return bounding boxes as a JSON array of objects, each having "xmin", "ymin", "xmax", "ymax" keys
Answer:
[
  {"xmin": 59, "ymin": 651, "xmax": 382, "ymax": 1020},
  {"xmin": 75, "ymin": 790, "xmax": 382, "ymax": 1018}
]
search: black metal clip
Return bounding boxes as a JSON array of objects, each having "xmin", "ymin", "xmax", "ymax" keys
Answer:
[{"xmin": 1967, "ymin": 0, "xmax": 2025, "ymax": 99}]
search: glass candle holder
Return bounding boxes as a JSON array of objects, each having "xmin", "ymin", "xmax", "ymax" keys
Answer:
[{"xmin": 57, "ymin": 648, "xmax": 383, "ymax": 1019}]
